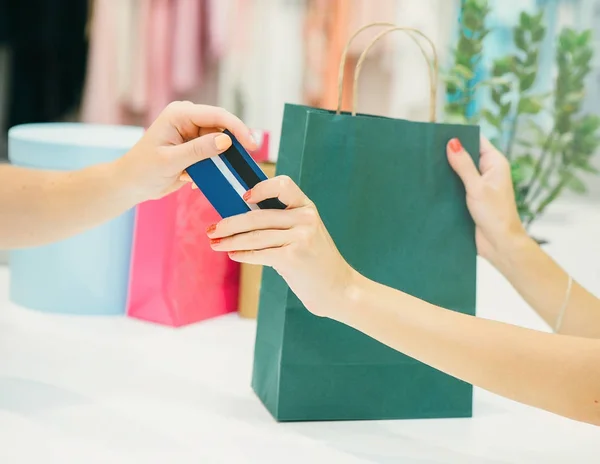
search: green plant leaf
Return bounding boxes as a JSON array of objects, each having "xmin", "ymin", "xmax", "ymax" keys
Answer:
[
  {"xmin": 453, "ymin": 64, "xmax": 475, "ymax": 80},
  {"xmin": 445, "ymin": 113, "xmax": 469, "ymax": 125},
  {"xmin": 483, "ymin": 76, "xmax": 512, "ymax": 87},
  {"xmin": 516, "ymin": 138, "xmax": 535, "ymax": 149},
  {"xmin": 493, "ymin": 56, "xmax": 515, "ymax": 76},
  {"xmin": 511, "ymin": 154, "xmax": 537, "ymax": 184},
  {"xmin": 533, "ymin": 26, "xmax": 546, "ymax": 42},
  {"xmin": 520, "ymin": 11, "xmax": 532, "ymax": 29},
  {"xmin": 445, "ymin": 75, "xmax": 465, "ymax": 91},
  {"xmin": 518, "ymin": 96, "xmax": 543, "ymax": 114},
  {"xmin": 520, "ymin": 72, "xmax": 537, "ymax": 91},
  {"xmin": 576, "ymin": 162, "xmax": 600, "ymax": 174},
  {"xmin": 536, "ymin": 182, "xmax": 566, "ymax": 217},
  {"xmin": 577, "ymin": 30, "xmax": 592, "ymax": 47},
  {"xmin": 482, "ymin": 109, "xmax": 502, "ymax": 129},
  {"xmin": 566, "ymin": 174, "xmax": 587, "ymax": 194},
  {"xmin": 514, "ymin": 29, "xmax": 527, "ymax": 50}
]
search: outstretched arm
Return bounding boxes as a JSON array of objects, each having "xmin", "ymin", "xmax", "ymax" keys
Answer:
[
  {"xmin": 0, "ymin": 102, "xmax": 256, "ymax": 249},
  {"xmin": 205, "ymin": 170, "xmax": 600, "ymax": 426},
  {"xmin": 447, "ymin": 137, "xmax": 600, "ymax": 338}
]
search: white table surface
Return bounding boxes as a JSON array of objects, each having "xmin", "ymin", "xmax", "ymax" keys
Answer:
[{"xmin": 1, "ymin": 202, "xmax": 599, "ymax": 464}]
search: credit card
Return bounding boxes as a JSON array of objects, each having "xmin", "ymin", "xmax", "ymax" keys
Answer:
[{"xmin": 185, "ymin": 129, "xmax": 286, "ymax": 218}]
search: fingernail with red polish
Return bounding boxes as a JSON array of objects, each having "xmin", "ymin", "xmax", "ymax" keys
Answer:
[
  {"xmin": 243, "ymin": 190, "xmax": 252, "ymax": 201},
  {"xmin": 206, "ymin": 224, "xmax": 217, "ymax": 234},
  {"xmin": 210, "ymin": 238, "xmax": 221, "ymax": 245},
  {"xmin": 449, "ymin": 138, "xmax": 463, "ymax": 154}
]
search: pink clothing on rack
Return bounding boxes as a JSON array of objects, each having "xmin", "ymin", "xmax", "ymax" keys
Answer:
[
  {"xmin": 172, "ymin": 0, "xmax": 202, "ymax": 95},
  {"xmin": 128, "ymin": 0, "xmax": 152, "ymax": 113},
  {"xmin": 347, "ymin": 0, "xmax": 397, "ymax": 55},
  {"xmin": 146, "ymin": 0, "xmax": 175, "ymax": 124},
  {"xmin": 304, "ymin": 0, "xmax": 350, "ymax": 111},
  {"xmin": 116, "ymin": 0, "xmax": 138, "ymax": 102},
  {"xmin": 207, "ymin": 0, "xmax": 232, "ymax": 58},
  {"xmin": 80, "ymin": 0, "xmax": 122, "ymax": 124}
]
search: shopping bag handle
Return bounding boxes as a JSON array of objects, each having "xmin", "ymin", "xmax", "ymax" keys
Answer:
[{"xmin": 337, "ymin": 23, "xmax": 439, "ymax": 122}]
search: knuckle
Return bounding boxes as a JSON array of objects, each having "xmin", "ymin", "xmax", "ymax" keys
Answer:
[
  {"xmin": 165, "ymin": 100, "xmax": 182, "ymax": 113},
  {"xmin": 277, "ymin": 175, "xmax": 293, "ymax": 189},
  {"xmin": 300, "ymin": 206, "xmax": 319, "ymax": 224},
  {"xmin": 166, "ymin": 100, "xmax": 193, "ymax": 116}
]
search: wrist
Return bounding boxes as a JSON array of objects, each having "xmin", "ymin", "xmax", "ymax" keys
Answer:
[
  {"xmin": 101, "ymin": 158, "xmax": 146, "ymax": 207},
  {"xmin": 109, "ymin": 153, "xmax": 151, "ymax": 205},
  {"xmin": 327, "ymin": 266, "xmax": 368, "ymax": 322},
  {"xmin": 487, "ymin": 228, "xmax": 535, "ymax": 277}
]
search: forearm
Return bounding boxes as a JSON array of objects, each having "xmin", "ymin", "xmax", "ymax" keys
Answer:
[
  {"xmin": 490, "ymin": 234, "xmax": 600, "ymax": 338},
  {"xmin": 334, "ymin": 272, "xmax": 600, "ymax": 425},
  {"xmin": 0, "ymin": 162, "xmax": 139, "ymax": 248}
]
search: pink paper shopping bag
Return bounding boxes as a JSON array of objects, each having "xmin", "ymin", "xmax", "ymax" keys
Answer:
[{"xmin": 127, "ymin": 186, "xmax": 240, "ymax": 327}]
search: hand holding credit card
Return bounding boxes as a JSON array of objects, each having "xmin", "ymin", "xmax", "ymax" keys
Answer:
[{"xmin": 185, "ymin": 130, "xmax": 287, "ymax": 218}]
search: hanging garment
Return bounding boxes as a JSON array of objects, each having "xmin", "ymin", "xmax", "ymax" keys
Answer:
[
  {"xmin": 128, "ymin": 0, "xmax": 152, "ymax": 114},
  {"xmin": 6, "ymin": 0, "xmax": 89, "ymax": 129},
  {"xmin": 116, "ymin": 0, "xmax": 138, "ymax": 102},
  {"xmin": 347, "ymin": 0, "xmax": 397, "ymax": 55},
  {"xmin": 303, "ymin": 0, "xmax": 350, "ymax": 110},
  {"xmin": 80, "ymin": 0, "xmax": 122, "ymax": 124},
  {"xmin": 172, "ymin": 0, "xmax": 203, "ymax": 95},
  {"xmin": 206, "ymin": 0, "xmax": 236, "ymax": 59},
  {"xmin": 219, "ymin": 0, "xmax": 305, "ymax": 162},
  {"xmin": 146, "ymin": 0, "xmax": 175, "ymax": 124}
]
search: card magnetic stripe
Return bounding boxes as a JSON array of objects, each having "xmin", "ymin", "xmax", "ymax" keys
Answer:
[
  {"xmin": 221, "ymin": 130, "xmax": 287, "ymax": 211},
  {"xmin": 223, "ymin": 130, "xmax": 268, "ymax": 183},
  {"xmin": 186, "ymin": 156, "xmax": 254, "ymax": 219},
  {"xmin": 185, "ymin": 130, "xmax": 286, "ymax": 218}
]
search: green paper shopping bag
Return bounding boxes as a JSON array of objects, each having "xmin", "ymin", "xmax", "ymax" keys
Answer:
[{"xmin": 252, "ymin": 24, "xmax": 480, "ymax": 422}]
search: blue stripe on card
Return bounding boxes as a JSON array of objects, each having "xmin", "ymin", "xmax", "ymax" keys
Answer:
[{"xmin": 185, "ymin": 158, "xmax": 251, "ymax": 218}]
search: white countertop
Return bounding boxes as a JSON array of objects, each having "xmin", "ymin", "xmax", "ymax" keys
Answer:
[{"xmin": 1, "ymin": 201, "xmax": 599, "ymax": 463}]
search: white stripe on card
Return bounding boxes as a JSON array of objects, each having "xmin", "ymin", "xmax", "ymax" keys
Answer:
[{"xmin": 210, "ymin": 156, "xmax": 259, "ymax": 211}]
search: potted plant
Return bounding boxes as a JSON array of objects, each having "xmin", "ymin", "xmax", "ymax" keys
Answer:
[{"xmin": 445, "ymin": 0, "xmax": 600, "ymax": 232}]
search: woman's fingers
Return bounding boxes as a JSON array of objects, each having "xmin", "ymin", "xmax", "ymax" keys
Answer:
[
  {"xmin": 245, "ymin": 176, "xmax": 311, "ymax": 209},
  {"xmin": 166, "ymin": 101, "xmax": 257, "ymax": 151},
  {"xmin": 447, "ymin": 138, "xmax": 481, "ymax": 193},
  {"xmin": 227, "ymin": 248, "xmax": 281, "ymax": 266},
  {"xmin": 208, "ymin": 207, "xmax": 313, "ymax": 239},
  {"xmin": 210, "ymin": 229, "xmax": 290, "ymax": 252}
]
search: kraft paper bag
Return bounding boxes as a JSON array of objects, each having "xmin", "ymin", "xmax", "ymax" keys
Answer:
[
  {"xmin": 252, "ymin": 24, "xmax": 479, "ymax": 421},
  {"xmin": 238, "ymin": 163, "xmax": 276, "ymax": 319}
]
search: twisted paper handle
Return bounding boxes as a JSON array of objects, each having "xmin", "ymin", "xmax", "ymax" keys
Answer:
[{"xmin": 336, "ymin": 23, "xmax": 439, "ymax": 122}]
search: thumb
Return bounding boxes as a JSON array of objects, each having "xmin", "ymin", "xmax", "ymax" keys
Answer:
[
  {"xmin": 172, "ymin": 132, "xmax": 232, "ymax": 170},
  {"xmin": 447, "ymin": 138, "xmax": 481, "ymax": 191}
]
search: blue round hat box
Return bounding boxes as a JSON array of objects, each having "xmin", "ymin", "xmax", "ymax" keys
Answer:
[{"xmin": 8, "ymin": 123, "xmax": 144, "ymax": 315}]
